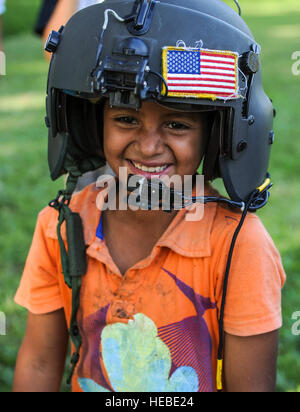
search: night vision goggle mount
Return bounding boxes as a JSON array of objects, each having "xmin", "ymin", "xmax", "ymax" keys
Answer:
[
  {"xmin": 91, "ymin": 37, "xmax": 152, "ymax": 109},
  {"xmin": 90, "ymin": 0, "xmax": 163, "ymax": 109}
]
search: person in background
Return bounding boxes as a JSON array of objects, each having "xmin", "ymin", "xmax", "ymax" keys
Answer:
[
  {"xmin": 0, "ymin": 0, "xmax": 6, "ymax": 51},
  {"xmin": 34, "ymin": 0, "xmax": 58, "ymax": 38},
  {"xmin": 42, "ymin": 0, "xmax": 103, "ymax": 60}
]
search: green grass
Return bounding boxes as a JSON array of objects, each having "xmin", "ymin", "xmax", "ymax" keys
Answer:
[
  {"xmin": 0, "ymin": 34, "xmax": 64, "ymax": 391},
  {"xmin": 0, "ymin": 0, "xmax": 300, "ymax": 392},
  {"xmin": 3, "ymin": 0, "xmax": 41, "ymax": 37}
]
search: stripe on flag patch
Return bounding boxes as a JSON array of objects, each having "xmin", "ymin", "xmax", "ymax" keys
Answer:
[{"xmin": 162, "ymin": 47, "xmax": 239, "ymax": 101}]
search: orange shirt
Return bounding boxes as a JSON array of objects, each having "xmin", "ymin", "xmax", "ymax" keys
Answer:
[{"xmin": 15, "ymin": 181, "xmax": 286, "ymax": 392}]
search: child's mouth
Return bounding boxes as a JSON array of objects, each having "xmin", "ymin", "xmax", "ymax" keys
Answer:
[{"xmin": 127, "ymin": 160, "xmax": 172, "ymax": 178}]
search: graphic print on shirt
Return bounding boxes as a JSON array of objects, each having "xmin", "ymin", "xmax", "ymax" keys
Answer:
[{"xmin": 77, "ymin": 269, "xmax": 216, "ymax": 392}]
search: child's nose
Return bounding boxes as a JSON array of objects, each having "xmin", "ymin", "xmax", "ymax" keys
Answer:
[{"xmin": 136, "ymin": 127, "xmax": 165, "ymax": 157}]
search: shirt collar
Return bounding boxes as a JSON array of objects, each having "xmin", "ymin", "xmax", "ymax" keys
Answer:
[
  {"xmin": 157, "ymin": 201, "xmax": 217, "ymax": 258},
  {"xmin": 46, "ymin": 182, "xmax": 102, "ymax": 246}
]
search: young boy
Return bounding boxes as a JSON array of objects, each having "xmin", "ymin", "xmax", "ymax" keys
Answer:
[{"xmin": 13, "ymin": 0, "xmax": 286, "ymax": 392}]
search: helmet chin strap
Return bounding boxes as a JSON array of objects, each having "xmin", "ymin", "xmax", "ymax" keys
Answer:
[{"xmin": 126, "ymin": 174, "xmax": 272, "ymax": 213}]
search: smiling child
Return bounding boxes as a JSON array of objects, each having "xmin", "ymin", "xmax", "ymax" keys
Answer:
[{"xmin": 13, "ymin": 0, "xmax": 286, "ymax": 392}]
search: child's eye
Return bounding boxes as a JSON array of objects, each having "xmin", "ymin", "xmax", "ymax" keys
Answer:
[
  {"xmin": 114, "ymin": 116, "xmax": 138, "ymax": 125},
  {"xmin": 166, "ymin": 121, "xmax": 190, "ymax": 131}
]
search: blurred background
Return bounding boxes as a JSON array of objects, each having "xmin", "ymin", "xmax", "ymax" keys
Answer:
[{"xmin": 0, "ymin": 0, "xmax": 299, "ymax": 392}]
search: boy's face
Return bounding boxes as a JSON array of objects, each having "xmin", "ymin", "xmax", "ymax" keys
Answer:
[{"xmin": 103, "ymin": 101, "xmax": 207, "ymax": 183}]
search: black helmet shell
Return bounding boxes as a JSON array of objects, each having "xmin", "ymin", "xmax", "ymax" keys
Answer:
[{"xmin": 46, "ymin": 0, "xmax": 274, "ymax": 203}]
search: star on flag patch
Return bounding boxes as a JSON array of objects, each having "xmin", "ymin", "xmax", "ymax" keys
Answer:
[{"xmin": 162, "ymin": 47, "xmax": 239, "ymax": 101}]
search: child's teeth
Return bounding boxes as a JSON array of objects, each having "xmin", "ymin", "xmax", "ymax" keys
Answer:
[{"xmin": 132, "ymin": 161, "xmax": 168, "ymax": 173}]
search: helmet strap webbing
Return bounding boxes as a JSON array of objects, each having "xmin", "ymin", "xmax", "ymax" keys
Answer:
[
  {"xmin": 49, "ymin": 154, "xmax": 90, "ymax": 387},
  {"xmin": 57, "ymin": 205, "xmax": 86, "ymax": 387}
]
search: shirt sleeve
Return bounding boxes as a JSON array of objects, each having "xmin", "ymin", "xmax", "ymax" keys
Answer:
[
  {"xmin": 215, "ymin": 213, "xmax": 286, "ymax": 337},
  {"xmin": 14, "ymin": 208, "xmax": 64, "ymax": 315}
]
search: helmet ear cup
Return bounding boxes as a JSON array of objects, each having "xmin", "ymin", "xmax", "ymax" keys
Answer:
[
  {"xmin": 66, "ymin": 95, "xmax": 105, "ymax": 161},
  {"xmin": 48, "ymin": 91, "xmax": 106, "ymax": 180},
  {"xmin": 203, "ymin": 112, "xmax": 223, "ymax": 182}
]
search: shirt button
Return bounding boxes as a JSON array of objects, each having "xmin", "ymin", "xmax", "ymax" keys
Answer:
[
  {"xmin": 126, "ymin": 271, "xmax": 134, "ymax": 279},
  {"xmin": 118, "ymin": 289, "xmax": 132, "ymax": 298}
]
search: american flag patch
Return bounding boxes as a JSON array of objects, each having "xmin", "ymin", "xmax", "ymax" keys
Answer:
[{"xmin": 162, "ymin": 47, "xmax": 239, "ymax": 101}]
